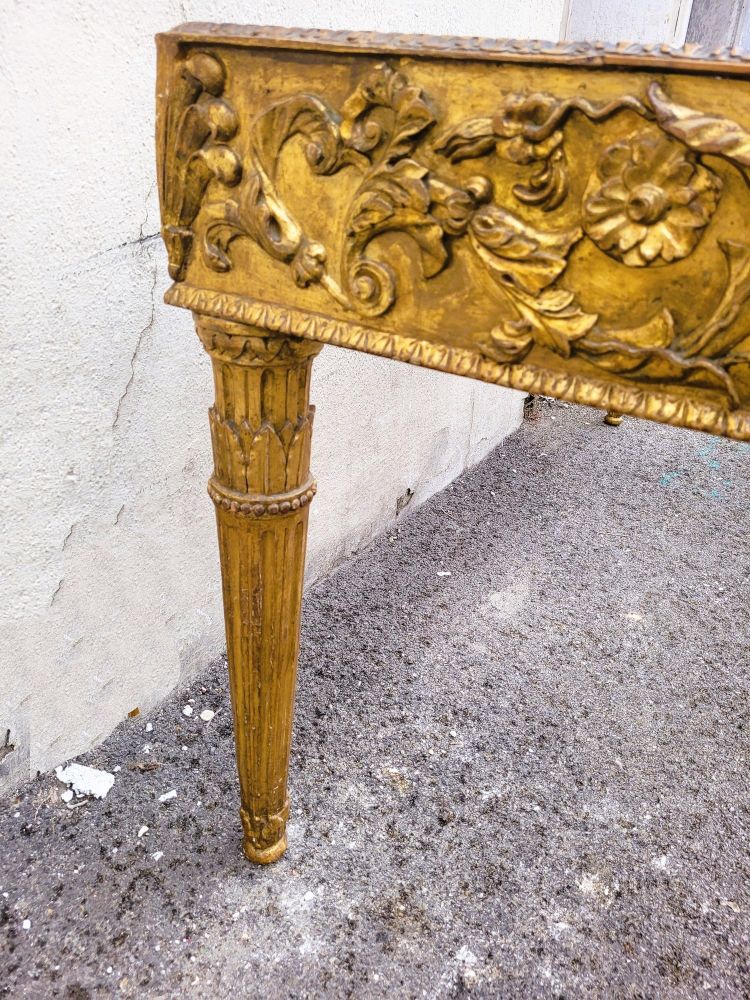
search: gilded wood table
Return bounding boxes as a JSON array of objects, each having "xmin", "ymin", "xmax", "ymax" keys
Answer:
[{"xmin": 156, "ymin": 23, "xmax": 750, "ymax": 863}]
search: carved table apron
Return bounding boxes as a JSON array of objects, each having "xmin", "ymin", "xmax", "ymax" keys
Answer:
[{"xmin": 156, "ymin": 23, "xmax": 750, "ymax": 863}]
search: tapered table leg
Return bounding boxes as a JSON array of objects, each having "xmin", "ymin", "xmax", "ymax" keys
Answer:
[{"xmin": 195, "ymin": 316, "xmax": 322, "ymax": 863}]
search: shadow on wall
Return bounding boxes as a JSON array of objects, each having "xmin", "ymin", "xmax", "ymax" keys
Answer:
[{"xmin": 0, "ymin": 722, "xmax": 30, "ymax": 796}]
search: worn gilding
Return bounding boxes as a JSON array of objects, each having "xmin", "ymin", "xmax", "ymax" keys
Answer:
[{"xmin": 156, "ymin": 24, "xmax": 750, "ymax": 862}]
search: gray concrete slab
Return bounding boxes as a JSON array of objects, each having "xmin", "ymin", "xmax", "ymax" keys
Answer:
[{"xmin": 2, "ymin": 401, "xmax": 749, "ymax": 999}]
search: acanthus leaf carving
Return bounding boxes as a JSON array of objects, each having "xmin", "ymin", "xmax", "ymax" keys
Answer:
[
  {"xmin": 434, "ymin": 93, "xmax": 650, "ymax": 212},
  {"xmin": 648, "ymin": 82, "xmax": 750, "ymax": 180},
  {"xmin": 162, "ymin": 52, "xmax": 242, "ymax": 280},
  {"xmin": 167, "ymin": 58, "xmax": 750, "ymax": 410},
  {"xmin": 209, "ymin": 408, "xmax": 313, "ymax": 495}
]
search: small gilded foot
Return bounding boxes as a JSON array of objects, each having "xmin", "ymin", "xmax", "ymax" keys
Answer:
[
  {"xmin": 603, "ymin": 410, "xmax": 624, "ymax": 426},
  {"xmin": 243, "ymin": 832, "xmax": 288, "ymax": 865},
  {"xmin": 241, "ymin": 802, "xmax": 289, "ymax": 865}
]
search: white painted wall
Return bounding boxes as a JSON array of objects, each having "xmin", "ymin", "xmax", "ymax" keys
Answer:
[
  {"xmin": 1, "ymin": 0, "xmax": 691, "ymax": 791},
  {"xmin": 563, "ymin": 0, "xmax": 691, "ymax": 43}
]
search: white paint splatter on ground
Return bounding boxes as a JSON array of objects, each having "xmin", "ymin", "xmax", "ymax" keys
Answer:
[
  {"xmin": 488, "ymin": 575, "xmax": 530, "ymax": 619},
  {"xmin": 55, "ymin": 763, "xmax": 115, "ymax": 800}
]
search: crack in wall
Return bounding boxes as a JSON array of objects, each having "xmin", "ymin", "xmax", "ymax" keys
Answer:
[
  {"xmin": 50, "ymin": 521, "xmax": 81, "ymax": 606},
  {"xmin": 112, "ymin": 256, "xmax": 159, "ymax": 432},
  {"xmin": 139, "ymin": 179, "xmax": 157, "ymax": 242},
  {"xmin": 61, "ymin": 522, "xmax": 77, "ymax": 552},
  {"xmin": 76, "ymin": 232, "xmax": 160, "ymax": 269},
  {"xmin": 50, "ymin": 577, "xmax": 64, "ymax": 606}
]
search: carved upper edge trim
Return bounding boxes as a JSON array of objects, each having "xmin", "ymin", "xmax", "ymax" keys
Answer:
[
  {"xmin": 157, "ymin": 23, "xmax": 750, "ymax": 75},
  {"xmin": 165, "ymin": 282, "xmax": 750, "ymax": 442}
]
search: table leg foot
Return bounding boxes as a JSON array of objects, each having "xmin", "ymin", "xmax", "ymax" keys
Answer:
[{"xmin": 242, "ymin": 803, "xmax": 289, "ymax": 863}]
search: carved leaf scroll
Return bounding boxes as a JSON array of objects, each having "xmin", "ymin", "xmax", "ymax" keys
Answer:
[
  {"xmin": 339, "ymin": 68, "xmax": 443, "ymax": 315},
  {"xmin": 649, "ymin": 83, "xmax": 750, "ymax": 181},
  {"xmin": 434, "ymin": 93, "xmax": 650, "ymax": 211},
  {"xmin": 162, "ymin": 52, "xmax": 242, "ymax": 280},
  {"xmin": 165, "ymin": 58, "xmax": 750, "ymax": 409},
  {"xmin": 467, "ymin": 207, "xmax": 597, "ymax": 360}
]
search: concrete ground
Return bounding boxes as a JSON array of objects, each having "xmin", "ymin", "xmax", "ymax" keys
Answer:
[{"xmin": 2, "ymin": 400, "xmax": 750, "ymax": 999}]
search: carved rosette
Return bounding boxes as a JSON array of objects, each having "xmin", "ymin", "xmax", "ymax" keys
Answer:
[{"xmin": 582, "ymin": 132, "xmax": 721, "ymax": 266}]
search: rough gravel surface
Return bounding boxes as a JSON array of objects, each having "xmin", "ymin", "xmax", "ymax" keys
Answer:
[{"xmin": 2, "ymin": 402, "xmax": 749, "ymax": 999}]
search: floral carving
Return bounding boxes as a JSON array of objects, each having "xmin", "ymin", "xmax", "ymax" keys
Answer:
[
  {"xmin": 166, "ymin": 61, "xmax": 750, "ymax": 409},
  {"xmin": 202, "ymin": 66, "xmax": 466, "ymax": 316},
  {"xmin": 582, "ymin": 133, "xmax": 721, "ymax": 266},
  {"xmin": 434, "ymin": 92, "xmax": 649, "ymax": 211}
]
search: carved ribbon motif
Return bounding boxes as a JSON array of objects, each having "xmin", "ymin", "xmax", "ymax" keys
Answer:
[{"xmin": 164, "ymin": 55, "xmax": 750, "ymax": 408}]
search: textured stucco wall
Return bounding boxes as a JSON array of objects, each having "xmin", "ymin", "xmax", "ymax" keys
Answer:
[
  {"xmin": 1, "ymin": 0, "xmax": 567, "ymax": 790},
  {"xmin": 2, "ymin": 0, "xmax": 694, "ymax": 791}
]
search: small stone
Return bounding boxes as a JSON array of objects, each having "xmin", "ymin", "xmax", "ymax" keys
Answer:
[
  {"xmin": 22, "ymin": 919, "xmax": 30, "ymax": 931},
  {"xmin": 145, "ymin": 723, "xmax": 153, "ymax": 733},
  {"xmin": 137, "ymin": 825, "xmax": 149, "ymax": 838},
  {"xmin": 158, "ymin": 789, "xmax": 177, "ymax": 803},
  {"xmin": 436, "ymin": 570, "xmax": 451, "ymax": 577},
  {"xmin": 461, "ymin": 967, "xmax": 478, "ymax": 989},
  {"xmin": 60, "ymin": 790, "xmax": 74, "ymax": 803},
  {"xmin": 152, "ymin": 851, "xmax": 164, "ymax": 862},
  {"xmin": 182, "ymin": 705, "xmax": 193, "ymax": 717},
  {"xmin": 199, "ymin": 709, "xmax": 215, "ymax": 722}
]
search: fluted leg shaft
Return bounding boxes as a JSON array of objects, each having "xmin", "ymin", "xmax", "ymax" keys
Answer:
[{"xmin": 195, "ymin": 316, "xmax": 322, "ymax": 863}]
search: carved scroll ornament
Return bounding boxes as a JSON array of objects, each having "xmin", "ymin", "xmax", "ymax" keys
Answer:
[{"xmin": 159, "ymin": 52, "xmax": 750, "ymax": 417}]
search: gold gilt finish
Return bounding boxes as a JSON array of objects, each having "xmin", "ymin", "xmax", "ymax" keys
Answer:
[
  {"xmin": 199, "ymin": 315, "xmax": 321, "ymax": 863},
  {"xmin": 156, "ymin": 24, "xmax": 750, "ymax": 862}
]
